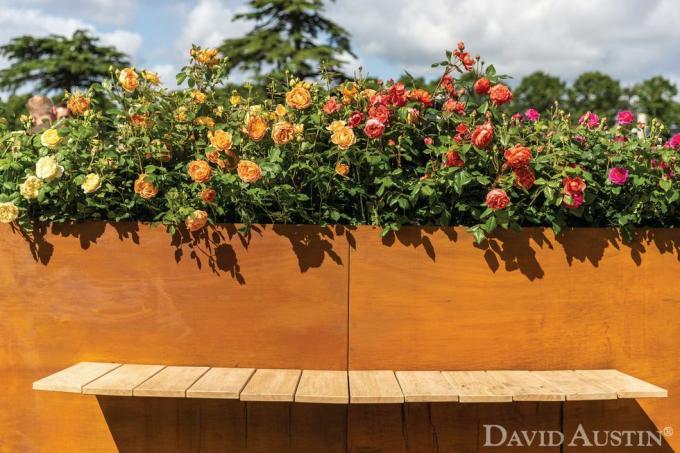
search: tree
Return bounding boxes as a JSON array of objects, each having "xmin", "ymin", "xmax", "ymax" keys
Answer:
[
  {"xmin": 512, "ymin": 71, "xmax": 566, "ymax": 112},
  {"xmin": 0, "ymin": 29, "xmax": 129, "ymax": 94},
  {"xmin": 631, "ymin": 76, "xmax": 680, "ymax": 129},
  {"xmin": 220, "ymin": 0, "xmax": 355, "ymax": 81},
  {"xmin": 568, "ymin": 71, "xmax": 623, "ymax": 118}
]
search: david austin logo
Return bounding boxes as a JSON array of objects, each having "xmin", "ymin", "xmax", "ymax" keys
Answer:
[{"xmin": 483, "ymin": 424, "xmax": 671, "ymax": 448}]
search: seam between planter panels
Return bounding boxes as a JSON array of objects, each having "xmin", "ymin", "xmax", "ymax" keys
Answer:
[{"xmin": 346, "ymin": 234, "xmax": 351, "ymax": 372}]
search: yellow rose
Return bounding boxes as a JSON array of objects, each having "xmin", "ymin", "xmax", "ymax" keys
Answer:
[
  {"xmin": 194, "ymin": 116, "xmax": 215, "ymax": 128},
  {"xmin": 81, "ymin": 173, "xmax": 101, "ymax": 194},
  {"xmin": 191, "ymin": 90, "xmax": 207, "ymax": 104},
  {"xmin": 271, "ymin": 121, "xmax": 296, "ymax": 145},
  {"xmin": 66, "ymin": 93, "xmax": 90, "ymax": 116},
  {"xmin": 360, "ymin": 88, "xmax": 376, "ymax": 99},
  {"xmin": 20, "ymin": 175, "xmax": 42, "ymax": 199},
  {"xmin": 40, "ymin": 128, "xmax": 62, "ymax": 149},
  {"xmin": 326, "ymin": 120, "xmax": 346, "ymax": 133},
  {"xmin": 229, "ymin": 93, "xmax": 241, "ymax": 106},
  {"xmin": 208, "ymin": 130, "xmax": 233, "ymax": 151},
  {"xmin": 244, "ymin": 114, "xmax": 268, "ymax": 141},
  {"xmin": 331, "ymin": 126, "xmax": 356, "ymax": 150},
  {"xmin": 141, "ymin": 70, "xmax": 160, "ymax": 85},
  {"xmin": 35, "ymin": 155, "xmax": 64, "ymax": 182},
  {"xmin": 286, "ymin": 84, "xmax": 312, "ymax": 110},
  {"xmin": 118, "ymin": 68, "xmax": 139, "ymax": 92},
  {"xmin": 342, "ymin": 82, "xmax": 359, "ymax": 104},
  {"xmin": 275, "ymin": 104, "xmax": 288, "ymax": 117},
  {"xmin": 174, "ymin": 106, "xmax": 188, "ymax": 122},
  {"xmin": 185, "ymin": 209, "xmax": 209, "ymax": 232},
  {"xmin": 237, "ymin": 160, "xmax": 262, "ymax": 183},
  {"xmin": 335, "ymin": 162, "xmax": 350, "ymax": 177},
  {"xmin": 193, "ymin": 48, "xmax": 219, "ymax": 66},
  {"xmin": 0, "ymin": 202, "xmax": 19, "ymax": 223}
]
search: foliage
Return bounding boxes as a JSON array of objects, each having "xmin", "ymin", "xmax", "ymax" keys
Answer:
[
  {"xmin": 0, "ymin": 43, "xmax": 678, "ymax": 242},
  {"xmin": 631, "ymin": 76, "xmax": 680, "ymax": 129},
  {"xmin": 567, "ymin": 71, "xmax": 624, "ymax": 120},
  {"xmin": 512, "ymin": 71, "xmax": 566, "ymax": 112}
]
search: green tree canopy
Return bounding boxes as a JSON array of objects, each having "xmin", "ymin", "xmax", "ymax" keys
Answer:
[
  {"xmin": 568, "ymin": 71, "xmax": 623, "ymax": 118},
  {"xmin": 631, "ymin": 76, "xmax": 680, "ymax": 129},
  {"xmin": 219, "ymin": 0, "xmax": 355, "ymax": 82},
  {"xmin": 0, "ymin": 29, "xmax": 129, "ymax": 94},
  {"xmin": 512, "ymin": 71, "xmax": 566, "ymax": 112}
]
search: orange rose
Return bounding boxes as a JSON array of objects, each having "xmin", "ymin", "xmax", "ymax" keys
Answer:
[
  {"xmin": 471, "ymin": 122, "xmax": 494, "ymax": 149},
  {"xmin": 208, "ymin": 130, "xmax": 233, "ymax": 151},
  {"xmin": 118, "ymin": 68, "xmax": 139, "ymax": 92},
  {"xmin": 188, "ymin": 160, "xmax": 212, "ymax": 183},
  {"xmin": 271, "ymin": 121, "xmax": 296, "ymax": 145},
  {"xmin": 489, "ymin": 84, "xmax": 513, "ymax": 105},
  {"xmin": 335, "ymin": 162, "xmax": 350, "ymax": 176},
  {"xmin": 200, "ymin": 188, "xmax": 217, "ymax": 203},
  {"xmin": 185, "ymin": 210, "xmax": 209, "ymax": 232},
  {"xmin": 503, "ymin": 144, "xmax": 532, "ymax": 169},
  {"xmin": 66, "ymin": 94, "xmax": 90, "ymax": 116},
  {"xmin": 485, "ymin": 189, "xmax": 510, "ymax": 210},
  {"xmin": 237, "ymin": 160, "xmax": 262, "ymax": 183},
  {"xmin": 244, "ymin": 114, "xmax": 268, "ymax": 141},
  {"xmin": 134, "ymin": 174, "xmax": 158, "ymax": 199},
  {"xmin": 131, "ymin": 113, "xmax": 151, "ymax": 128},
  {"xmin": 286, "ymin": 84, "xmax": 312, "ymax": 110},
  {"xmin": 513, "ymin": 166, "xmax": 536, "ymax": 189}
]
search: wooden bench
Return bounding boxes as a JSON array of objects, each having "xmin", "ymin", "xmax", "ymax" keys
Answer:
[{"xmin": 33, "ymin": 362, "xmax": 667, "ymax": 404}]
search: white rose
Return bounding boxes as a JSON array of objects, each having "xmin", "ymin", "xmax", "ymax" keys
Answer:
[
  {"xmin": 35, "ymin": 156, "xmax": 64, "ymax": 182},
  {"xmin": 81, "ymin": 173, "xmax": 101, "ymax": 194},
  {"xmin": 0, "ymin": 202, "xmax": 19, "ymax": 223},
  {"xmin": 19, "ymin": 175, "xmax": 43, "ymax": 199}
]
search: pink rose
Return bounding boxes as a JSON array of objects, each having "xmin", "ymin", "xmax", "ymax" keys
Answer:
[
  {"xmin": 424, "ymin": 137, "xmax": 433, "ymax": 146},
  {"xmin": 363, "ymin": 118, "xmax": 385, "ymax": 139},
  {"xmin": 616, "ymin": 110, "xmax": 635, "ymax": 126},
  {"xmin": 563, "ymin": 192, "xmax": 584, "ymax": 209},
  {"xmin": 579, "ymin": 111, "xmax": 600, "ymax": 128},
  {"xmin": 524, "ymin": 108, "xmax": 540, "ymax": 122},
  {"xmin": 666, "ymin": 133, "xmax": 680, "ymax": 150},
  {"xmin": 608, "ymin": 167, "xmax": 629, "ymax": 185}
]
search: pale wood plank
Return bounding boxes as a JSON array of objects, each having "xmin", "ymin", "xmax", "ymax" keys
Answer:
[
  {"xmin": 348, "ymin": 370, "xmax": 404, "ymax": 404},
  {"xmin": 32, "ymin": 362, "xmax": 121, "ymax": 393},
  {"xmin": 295, "ymin": 370, "xmax": 348, "ymax": 404},
  {"xmin": 575, "ymin": 369, "xmax": 668, "ymax": 398},
  {"xmin": 532, "ymin": 370, "xmax": 617, "ymax": 401},
  {"xmin": 395, "ymin": 371, "xmax": 459, "ymax": 402},
  {"xmin": 133, "ymin": 366, "xmax": 210, "ymax": 397},
  {"xmin": 186, "ymin": 367, "xmax": 255, "ymax": 399},
  {"xmin": 82, "ymin": 364, "xmax": 165, "ymax": 396},
  {"xmin": 240, "ymin": 369, "xmax": 301, "ymax": 402},
  {"xmin": 441, "ymin": 371, "xmax": 513, "ymax": 403},
  {"xmin": 486, "ymin": 370, "xmax": 565, "ymax": 401}
]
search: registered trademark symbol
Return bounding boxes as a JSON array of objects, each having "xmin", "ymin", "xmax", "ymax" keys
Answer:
[{"xmin": 663, "ymin": 427, "xmax": 673, "ymax": 437}]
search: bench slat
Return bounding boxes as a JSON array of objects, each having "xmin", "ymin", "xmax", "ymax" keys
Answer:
[
  {"xmin": 295, "ymin": 370, "xmax": 348, "ymax": 404},
  {"xmin": 575, "ymin": 369, "xmax": 668, "ymax": 398},
  {"xmin": 186, "ymin": 367, "xmax": 255, "ymax": 399},
  {"xmin": 349, "ymin": 370, "xmax": 404, "ymax": 404},
  {"xmin": 133, "ymin": 366, "xmax": 210, "ymax": 397},
  {"xmin": 486, "ymin": 370, "xmax": 565, "ymax": 401},
  {"xmin": 441, "ymin": 371, "xmax": 513, "ymax": 403},
  {"xmin": 240, "ymin": 369, "xmax": 301, "ymax": 402},
  {"xmin": 395, "ymin": 371, "xmax": 459, "ymax": 402},
  {"xmin": 32, "ymin": 362, "xmax": 121, "ymax": 393},
  {"xmin": 532, "ymin": 370, "xmax": 617, "ymax": 401},
  {"xmin": 83, "ymin": 364, "xmax": 165, "ymax": 396}
]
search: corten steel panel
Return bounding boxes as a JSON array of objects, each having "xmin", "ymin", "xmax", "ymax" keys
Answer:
[{"xmin": 349, "ymin": 226, "xmax": 679, "ymax": 450}]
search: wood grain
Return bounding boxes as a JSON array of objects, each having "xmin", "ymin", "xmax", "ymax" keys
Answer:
[
  {"xmin": 532, "ymin": 370, "xmax": 617, "ymax": 401},
  {"xmin": 486, "ymin": 370, "xmax": 565, "ymax": 401},
  {"xmin": 295, "ymin": 370, "xmax": 348, "ymax": 404},
  {"xmin": 32, "ymin": 362, "xmax": 121, "ymax": 393},
  {"xmin": 240, "ymin": 369, "xmax": 301, "ymax": 402},
  {"xmin": 395, "ymin": 371, "xmax": 459, "ymax": 402},
  {"xmin": 133, "ymin": 366, "xmax": 209, "ymax": 398},
  {"xmin": 348, "ymin": 370, "xmax": 404, "ymax": 404},
  {"xmin": 575, "ymin": 369, "xmax": 669, "ymax": 398},
  {"xmin": 83, "ymin": 364, "xmax": 165, "ymax": 396},
  {"xmin": 185, "ymin": 367, "xmax": 255, "ymax": 399},
  {"xmin": 442, "ymin": 370, "xmax": 513, "ymax": 403}
]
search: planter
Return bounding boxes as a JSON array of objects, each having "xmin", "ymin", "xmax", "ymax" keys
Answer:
[{"xmin": 1, "ymin": 223, "xmax": 678, "ymax": 452}]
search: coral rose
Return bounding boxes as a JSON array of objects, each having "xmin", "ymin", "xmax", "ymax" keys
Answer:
[
  {"xmin": 489, "ymin": 84, "xmax": 513, "ymax": 105},
  {"xmin": 185, "ymin": 210, "xmax": 209, "ymax": 232},
  {"xmin": 364, "ymin": 118, "xmax": 385, "ymax": 139},
  {"xmin": 443, "ymin": 99, "xmax": 465, "ymax": 114},
  {"xmin": 35, "ymin": 155, "xmax": 64, "ymax": 182},
  {"xmin": 40, "ymin": 128, "xmax": 62, "ymax": 149},
  {"xmin": 563, "ymin": 176, "xmax": 586, "ymax": 196},
  {"xmin": 323, "ymin": 97, "xmax": 340, "ymax": 115},
  {"xmin": 444, "ymin": 150, "xmax": 464, "ymax": 168},
  {"xmin": 244, "ymin": 114, "xmax": 268, "ymax": 141},
  {"xmin": 485, "ymin": 189, "xmax": 510, "ymax": 210},
  {"xmin": 66, "ymin": 94, "xmax": 90, "ymax": 116},
  {"xmin": 200, "ymin": 188, "xmax": 217, "ymax": 203},
  {"xmin": 81, "ymin": 173, "xmax": 101, "ymax": 194},
  {"xmin": 473, "ymin": 77, "xmax": 490, "ymax": 94},
  {"xmin": 237, "ymin": 160, "xmax": 262, "ymax": 183},
  {"xmin": 286, "ymin": 84, "xmax": 312, "ymax": 110},
  {"xmin": 134, "ymin": 174, "xmax": 158, "ymax": 199},
  {"xmin": 118, "ymin": 68, "xmax": 139, "ymax": 92},
  {"xmin": 471, "ymin": 122, "xmax": 494, "ymax": 149},
  {"xmin": 335, "ymin": 162, "xmax": 350, "ymax": 177},
  {"xmin": 368, "ymin": 104, "xmax": 390, "ymax": 124},
  {"xmin": 331, "ymin": 126, "xmax": 356, "ymax": 150},
  {"xmin": 272, "ymin": 121, "xmax": 297, "ymax": 145},
  {"xmin": 209, "ymin": 130, "xmax": 233, "ymax": 151},
  {"xmin": 0, "ymin": 202, "xmax": 19, "ymax": 223},
  {"xmin": 513, "ymin": 166, "xmax": 536, "ymax": 189},
  {"xmin": 20, "ymin": 175, "xmax": 42, "ymax": 199},
  {"xmin": 188, "ymin": 160, "xmax": 212, "ymax": 183},
  {"xmin": 504, "ymin": 144, "xmax": 532, "ymax": 169}
]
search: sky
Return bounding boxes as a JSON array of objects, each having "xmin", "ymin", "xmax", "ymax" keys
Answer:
[{"xmin": 1, "ymin": 0, "xmax": 679, "ymax": 92}]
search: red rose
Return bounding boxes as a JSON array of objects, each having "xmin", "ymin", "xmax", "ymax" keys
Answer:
[
  {"xmin": 368, "ymin": 104, "xmax": 390, "ymax": 123},
  {"xmin": 323, "ymin": 97, "xmax": 340, "ymax": 115},
  {"xmin": 474, "ymin": 77, "xmax": 491, "ymax": 94},
  {"xmin": 503, "ymin": 144, "xmax": 532, "ymax": 169},
  {"xmin": 562, "ymin": 176, "xmax": 586, "ymax": 196},
  {"xmin": 471, "ymin": 122, "xmax": 494, "ymax": 149},
  {"xmin": 444, "ymin": 150, "xmax": 464, "ymax": 168},
  {"xmin": 347, "ymin": 111, "xmax": 365, "ymax": 128},
  {"xmin": 489, "ymin": 84, "xmax": 513, "ymax": 105},
  {"xmin": 364, "ymin": 118, "xmax": 385, "ymax": 139},
  {"xmin": 513, "ymin": 166, "xmax": 535, "ymax": 189},
  {"xmin": 485, "ymin": 189, "xmax": 510, "ymax": 210}
]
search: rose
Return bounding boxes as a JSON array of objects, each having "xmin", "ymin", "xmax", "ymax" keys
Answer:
[
  {"xmin": 131, "ymin": 114, "xmax": 151, "ymax": 128},
  {"xmin": 666, "ymin": 133, "xmax": 680, "ymax": 150},
  {"xmin": 134, "ymin": 174, "xmax": 158, "ymax": 199},
  {"xmin": 341, "ymin": 82, "xmax": 359, "ymax": 104},
  {"xmin": 423, "ymin": 137, "xmax": 433, "ymax": 146},
  {"xmin": 473, "ymin": 77, "xmax": 490, "ymax": 94},
  {"xmin": 141, "ymin": 70, "xmax": 160, "ymax": 85},
  {"xmin": 347, "ymin": 111, "xmax": 365, "ymax": 128},
  {"xmin": 578, "ymin": 112, "xmax": 600, "ymax": 128},
  {"xmin": 229, "ymin": 93, "xmax": 241, "ymax": 106},
  {"xmin": 489, "ymin": 84, "xmax": 512, "ymax": 105},
  {"xmin": 444, "ymin": 150, "xmax": 464, "ymax": 168},
  {"xmin": 471, "ymin": 122, "xmax": 494, "ymax": 149},
  {"xmin": 35, "ymin": 156, "xmax": 64, "ymax": 182},
  {"xmin": 368, "ymin": 104, "xmax": 390, "ymax": 124},
  {"xmin": 193, "ymin": 48, "xmax": 219, "ymax": 66},
  {"xmin": 272, "ymin": 121, "xmax": 297, "ymax": 145},
  {"xmin": 563, "ymin": 176, "xmax": 586, "ymax": 196},
  {"xmin": 513, "ymin": 166, "xmax": 535, "ymax": 189},
  {"xmin": 335, "ymin": 162, "xmax": 350, "ymax": 177},
  {"xmin": 118, "ymin": 68, "xmax": 139, "ymax": 92},
  {"xmin": 191, "ymin": 90, "xmax": 207, "ymax": 104},
  {"xmin": 616, "ymin": 111, "xmax": 635, "ymax": 126},
  {"xmin": 208, "ymin": 130, "xmax": 233, "ymax": 151},
  {"xmin": 200, "ymin": 188, "xmax": 217, "ymax": 203},
  {"xmin": 237, "ymin": 160, "xmax": 262, "ymax": 183},
  {"xmin": 503, "ymin": 144, "xmax": 532, "ymax": 169},
  {"xmin": 40, "ymin": 129, "xmax": 62, "ymax": 149},
  {"xmin": 363, "ymin": 118, "xmax": 385, "ymax": 139},
  {"xmin": 408, "ymin": 88, "xmax": 432, "ymax": 107},
  {"xmin": 563, "ymin": 192, "xmax": 584, "ymax": 209},
  {"xmin": 274, "ymin": 104, "xmax": 287, "ymax": 117},
  {"xmin": 326, "ymin": 120, "xmax": 346, "ymax": 133},
  {"xmin": 323, "ymin": 97, "xmax": 340, "ymax": 115},
  {"xmin": 608, "ymin": 167, "xmax": 629, "ymax": 185},
  {"xmin": 244, "ymin": 114, "xmax": 268, "ymax": 141},
  {"xmin": 81, "ymin": 174, "xmax": 101, "ymax": 194},
  {"xmin": 485, "ymin": 189, "xmax": 510, "ymax": 210},
  {"xmin": 331, "ymin": 126, "xmax": 357, "ymax": 150},
  {"xmin": 443, "ymin": 99, "xmax": 465, "ymax": 114},
  {"xmin": 195, "ymin": 116, "xmax": 215, "ymax": 128},
  {"xmin": 187, "ymin": 160, "xmax": 212, "ymax": 183},
  {"xmin": 185, "ymin": 210, "xmax": 209, "ymax": 232},
  {"xmin": 66, "ymin": 94, "xmax": 90, "ymax": 116},
  {"xmin": 406, "ymin": 108, "xmax": 420, "ymax": 125},
  {"xmin": 20, "ymin": 175, "xmax": 42, "ymax": 199},
  {"xmin": 286, "ymin": 84, "xmax": 312, "ymax": 110},
  {"xmin": 0, "ymin": 202, "xmax": 19, "ymax": 223},
  {"xmin": 524, "ymin": 108, "xmax": 540, "ymax": 122}
]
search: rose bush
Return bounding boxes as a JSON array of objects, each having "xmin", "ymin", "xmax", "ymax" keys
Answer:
[{"xmin": 0, "ymin": 42, "xmax": 678, "ymax": 242}]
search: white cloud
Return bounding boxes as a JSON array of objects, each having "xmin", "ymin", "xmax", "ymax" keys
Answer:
[
  {"xmin": 176, "ymin": 0, "xmax": 251, "ymax": 52},
  {"xmin": 150, "ymin": 63, "xmax": 177, "ymax": 87},
  {"xmin": 100, "ymin": 29, "xmax": 143, "ymax": 57},
  {"xmin": 13, "ymin": 0, "xmax": 136, "ymax": 26}
]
